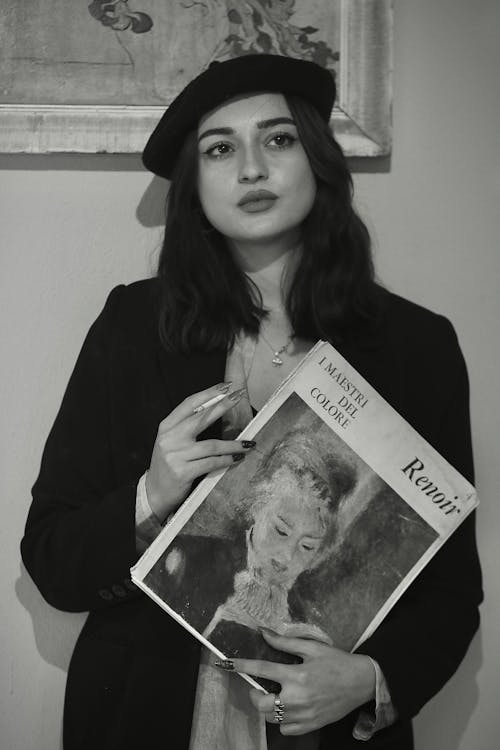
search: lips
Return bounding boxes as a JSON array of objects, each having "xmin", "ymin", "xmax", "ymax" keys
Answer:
[{"xmin": 237, "ymin": 190, "xmax": 278, "ymax": 207}]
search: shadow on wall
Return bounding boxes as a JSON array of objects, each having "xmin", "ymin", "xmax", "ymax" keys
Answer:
[
  {"xmin": 414, "ymin": 632, "xmax": 483, "ymax": 750},
  {"xmin": 136, "ymin": 174, "xmax": 169, "ymax": 228},
  {"xmin": 15, "ymin": 563, "xmax": 86, "ymax": 750}
]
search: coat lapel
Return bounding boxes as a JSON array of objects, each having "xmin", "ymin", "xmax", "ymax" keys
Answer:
[{"xmin": 156, "ymin": 344, "xmax": 227, "ymax": 415}]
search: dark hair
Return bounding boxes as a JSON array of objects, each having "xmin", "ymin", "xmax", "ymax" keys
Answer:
[{"xmin": 156, "ymin": 94, "xmax": 380, "ymax": 353}]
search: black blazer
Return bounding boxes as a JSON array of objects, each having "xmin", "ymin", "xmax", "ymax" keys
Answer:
[{"xmin": 21, "ymin": 279, "xmax": 482, "ymax": 750}]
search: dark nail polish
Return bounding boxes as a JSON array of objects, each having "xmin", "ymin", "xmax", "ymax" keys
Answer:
[
  {"xmin": 242, "ymin": 440, "xmax": 256, "ymax": 449},
  {"xmin": 232, "ymin": 453, "xmax": 245, "ymax": 463},
  {"xmin": 214, "ymin": 659, "xmax": 234, "ymax": 671}
]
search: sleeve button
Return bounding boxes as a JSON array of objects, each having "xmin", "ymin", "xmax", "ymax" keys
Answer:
[
  {"xmin": 98, "ymin": 589, "xmax": 113, "ymax": 601},
  {"xmin": 111, "ymin": 584, "xmax": 126, "ymax": 598}
]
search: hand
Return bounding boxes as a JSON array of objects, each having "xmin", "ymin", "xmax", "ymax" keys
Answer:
[
  {"xmin": 228, "ymin": 630, "xmax": 375, "ymax": 736},
  {"xmin": 145, "ymin": 383, "xmax": 253, "ymax": 522}
]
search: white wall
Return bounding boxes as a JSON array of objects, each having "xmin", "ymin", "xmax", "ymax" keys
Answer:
[{"xmin": 1, "ymin": 1, "xmax": 498, "ymax": 747}]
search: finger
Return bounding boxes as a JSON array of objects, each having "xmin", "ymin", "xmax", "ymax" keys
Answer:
[
  {"xmin": 263, "ymin": 705, "xmax": 304, "ymax": 731},
  {"xmin": 279, "ymin": 723, "xmax": 305, "ymax": 736},
  {"xmin": 265, "ymin": 711, "xmax": 288, "ymax": 727},
  {"xmin": 230, "ymin": 657, "xmax": 290, "ymax": 685},
  {"xmin": 184, "ymin": 387, "xmax": 248, "ymax": 436},
  {"xmin": 158, "ymin": 383, "xmax": 233, "ymax": 432},
  {"xmin": 265, "ymin": 716, "xmax": 305, "ymax": 733},
  {"xmin": 249, "ymin": 689, "xmax": 283, "ymax": 714},
  {"xmin": 249, "ymin": 689, "xmax": 272, "ymax": 714},
  {"xmin": 183, "ymin": 453, "xmax": 247, "ymax": 482},
  {"xmin": 184, "ymin": 438, "xmax": 256, "ymax": 461},
  {"xmin": 260, "ymin": 629, "xmax": 323, "ymax": 659},
  {"xmin": 161, "ymin": 387, "xmax": 247, "ymax": 441}
]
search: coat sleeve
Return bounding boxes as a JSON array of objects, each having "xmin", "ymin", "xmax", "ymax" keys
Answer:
[
  {"xmin": 357, "ymin": 317, "xmax": 483, "ymax": 721},
  {"xmin": 21, "ymin": 286, "xmax": 143, "ymax": 613}
]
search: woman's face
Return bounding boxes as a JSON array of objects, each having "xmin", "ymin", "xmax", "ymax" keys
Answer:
[
  {"xmin": 250, "ymin": 466, "xmax": 331, "ymax": 587},
  {"xmin": 196, "ymin": 92, "xmax": 316, "ymax": 252}
]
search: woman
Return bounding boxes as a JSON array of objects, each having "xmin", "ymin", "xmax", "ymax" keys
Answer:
[{"xmin": 21, "ymin": 55, "xmax": 482, "ymax": 749}]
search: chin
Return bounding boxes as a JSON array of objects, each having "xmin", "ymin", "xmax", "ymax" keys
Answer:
[
  {"xmin": 217, "ymin": 210, "xmax": 301, "ymax": 242},
  {"xmin": 231, "ymin": 225, "xmax": 302, "ymax": 247}
]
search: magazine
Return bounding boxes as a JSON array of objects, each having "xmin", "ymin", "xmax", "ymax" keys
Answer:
[{"xmin": 131, "ymin": 340, "xmax": 478, "ymax": 692}]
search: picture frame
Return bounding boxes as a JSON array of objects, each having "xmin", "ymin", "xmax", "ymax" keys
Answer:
[{"xmin": 0, "ymin": 0, "xmax": 392, "ymax": 158}]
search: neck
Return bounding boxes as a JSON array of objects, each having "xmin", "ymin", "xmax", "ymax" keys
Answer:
[{"xmin": 231, "ymin": 239, "xmax": 302, "ymax": 312}]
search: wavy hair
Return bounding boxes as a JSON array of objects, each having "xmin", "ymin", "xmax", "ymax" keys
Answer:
[{"xmin": 156, "ymin": 94, "xmax": 381, "ymax": 352}]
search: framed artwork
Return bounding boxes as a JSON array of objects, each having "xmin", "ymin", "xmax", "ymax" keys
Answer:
[{"xmin": 0, "ymin": 0, "xmax": 392, "ymax": 157}]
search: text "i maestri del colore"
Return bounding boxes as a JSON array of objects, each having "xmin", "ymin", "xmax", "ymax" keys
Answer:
[{"xmin": 310, "ymin": 356, "xmax": 369, "ymax": 429}]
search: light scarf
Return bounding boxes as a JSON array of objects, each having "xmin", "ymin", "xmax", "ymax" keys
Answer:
[{"xmin": 189, "ymin": 335, "xmax": 321, "ymax": 750}]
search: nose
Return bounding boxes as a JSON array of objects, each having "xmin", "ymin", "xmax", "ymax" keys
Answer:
[
  {"xmin": 238, "ymin": 144, "xmax": 268, "ymax": 183},
  {"xmin": 270, "ymin": 539, "xmax": 294, "ymax": 573}
]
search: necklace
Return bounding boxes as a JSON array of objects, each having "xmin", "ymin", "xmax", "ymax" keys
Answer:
[{"xmin": 259, "ymin": 330, "xmax": 293, "ymax": 366}]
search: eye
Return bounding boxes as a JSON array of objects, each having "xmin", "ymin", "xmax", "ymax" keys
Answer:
[
  {"xmin": 301, "ymin": 542, "xmax": 318, "ymax": 553},
  {"xmin": 275, "ymin": 525, "xmax": 289, "ymax": 537},
  {"xmin": 266, "ymin": 132, "xmax": 297, "ymax": 149},
  {"xmin": 203, "ymin": 142, "xmax": 234, "ymax": 159}
]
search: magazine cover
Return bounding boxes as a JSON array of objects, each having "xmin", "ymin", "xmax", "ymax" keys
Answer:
[{"xmin": 131, "ymin": 341, "xmax": 478, "ymax": 692}]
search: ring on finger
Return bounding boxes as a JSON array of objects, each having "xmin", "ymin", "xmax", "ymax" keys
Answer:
[{"xmin": 273, "ymin": 694, "xmax": 285, "ymax": 723}]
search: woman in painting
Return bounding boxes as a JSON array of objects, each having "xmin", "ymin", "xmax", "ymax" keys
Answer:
[
  {"xmin": 202, "ymin": 429, "xmax": 356, "ymax": 644},
  {"xmin": 154, "ymin": 428, "xmax": 356, "ymax": 656},
  {"xmin": 21, "ymin": 55, "xmax": 482, "ymax": 749}
]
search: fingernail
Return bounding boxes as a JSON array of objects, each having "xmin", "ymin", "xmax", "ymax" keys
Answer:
[
  {"xmin": 242, "ymin": 440, "xmax": 256, "ymax": 449},
  {"xmin": 216, "ymin": 382, "xmax": 232, "ymax": 393},
  {"xmin": 232, "ymin": 453, "xmax": 245, "ymax": 463},
  {"xmin": 228, "ymin": 387, "xmax": 247, "ymax": 403},
  {"xmin": 214, "ymin": 659, "xmax": 234, "ymax": 671}
]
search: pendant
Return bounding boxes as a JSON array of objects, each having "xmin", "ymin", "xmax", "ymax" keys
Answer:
[{"xmin": 272, "ymin": 353, "xmax": 284, "ymax": 366}]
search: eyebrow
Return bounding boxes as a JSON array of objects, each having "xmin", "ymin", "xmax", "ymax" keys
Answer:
[{"xmin": 198, "ymin": 117, "xmax": 296, "ymax": 143}]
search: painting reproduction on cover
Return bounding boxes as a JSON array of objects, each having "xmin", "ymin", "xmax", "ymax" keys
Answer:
[{"xmin": 142, "ymin": 392, "xmax": 437, "ymax": 671}]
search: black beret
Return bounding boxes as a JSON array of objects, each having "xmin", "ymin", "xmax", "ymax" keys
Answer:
[{"xmin": 142, "ymin": 54, "xmax": 336, "ymax": 180}]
